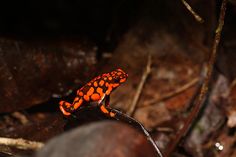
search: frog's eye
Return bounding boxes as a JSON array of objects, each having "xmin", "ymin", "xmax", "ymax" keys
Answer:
[{"xmin": 113, "ymin": 77, "xmax": 120, "ymax": 83}]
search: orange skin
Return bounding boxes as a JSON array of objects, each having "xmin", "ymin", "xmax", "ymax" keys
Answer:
[{"xmin": 59, "ymin": 69, "xmax": 128, "ymax": 117}]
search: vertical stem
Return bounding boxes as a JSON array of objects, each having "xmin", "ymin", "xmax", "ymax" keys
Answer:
[{"xmin": 165, "ymin": 0, "xmax": 228, "ymax": 156}]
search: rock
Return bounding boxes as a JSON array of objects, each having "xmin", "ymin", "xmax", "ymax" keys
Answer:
[{"xmin": 35, "ymin": 121, "xmax": 156, "ymax": 157}]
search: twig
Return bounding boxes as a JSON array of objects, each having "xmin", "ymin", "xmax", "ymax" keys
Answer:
[
  {"xmin": 0, "ymin": 137, "xmax": 44, "ymax": 150},
  {"xmin": 181, "ymin": 0, "xmax": 204, "ymax": 23},
  {"xmin": 111, "ymin": 108, "xmax": 163, "ymax": 157},
  {"xmin": 225, "ymin": 78, "xmax": 236, "ymax": 97},
  {"xmin": 11, "ymin": 112, "xmax": 29, "ymax": 125},
  {"xmin": 126, "ymin": 54, "xmax": 152, "ymax": 116},
  {"xmin": 141, "ymin": 77, "xmax": 199, "ymax": 107},
  {"xmin": 165, "ymin": 0, "xmax": 228, "ymax": 156}
]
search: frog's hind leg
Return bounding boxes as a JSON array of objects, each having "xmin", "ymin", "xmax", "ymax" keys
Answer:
[
  {"xmin": 72, "ymin": 98, "xmax": 83, "ymax": 110},
  {"xmin": 59, "ymin": 97, "xmax": 84, "ymax": 116},
  {"xmin": 59, "ymin": 101, "xmax": 73, "ymax": 116}
]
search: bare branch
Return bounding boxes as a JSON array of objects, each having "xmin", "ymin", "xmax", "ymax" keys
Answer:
[
  {"xmin": 0, "ymin": 137, "xmax": 44, "ymax": 150},
  {"xmin": 142, "ymin": 77, "xmax": 199, "ymax": 107},
  {"xmin": 181, "ymin": 0, "xmax": 204, "ymax": 23},
  {"xmin": 112, "ymin": 108, "xmax": 163, "ymax": 157},
  {"xmin": 127, "ymin": 54, "xmax": 152, "ymax": 116}
]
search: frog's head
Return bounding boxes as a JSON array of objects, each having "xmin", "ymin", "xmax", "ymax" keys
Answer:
[{"xmin": 111, "ymin": 68, "xmax": 128, "ymax": 84}]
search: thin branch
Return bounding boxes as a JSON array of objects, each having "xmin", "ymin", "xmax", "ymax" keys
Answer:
[
  {"xmin": 225, "ymin": 78, "xmax": 236, "ymax": 97},
  {"xmin": 126, "ymin": 54, "xmax": 152, "ymax": 116},
  {"xmin": 111, "ymin": 108, "xmax": 163, "ymax": 157},
  {"xmin": 141, "ymin": 77, "xmax": 199, "ymax": 107},
  {"xmin": 11, "ymin": 112, "xmax": 29, "ymax": 125},
  {"xmin": 0, "ymin": 137, "xmax": 44, "ymax": 150},
  {"xmin": 181, "ymin": 0, "xmax": 204, "ymax": 23},
  {"xmin": 71, "ymin": 106, "xmax": 163, "ymax": 157},
  {"xmin": 165, "ymin": 0, "xmax": 228, "ymax": 156}
]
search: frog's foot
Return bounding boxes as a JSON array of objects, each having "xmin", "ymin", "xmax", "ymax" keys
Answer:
[{"xmin": 59, "ymin": 101, "xmax": 72, "ymax": 116}]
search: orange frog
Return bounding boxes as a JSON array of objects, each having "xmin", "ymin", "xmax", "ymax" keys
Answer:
[{"xmin": 59, "ymin": 68, "xmax": 128, "ymax": 117}]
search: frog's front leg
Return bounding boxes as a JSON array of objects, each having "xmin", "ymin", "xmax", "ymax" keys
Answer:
[
  {"xmin": 99, "ymin": 95, "xmax": 116, "ymax": 117},
  {"xmin": 100, "ymin": 104, "xmax": 116, "ymax": 117}
]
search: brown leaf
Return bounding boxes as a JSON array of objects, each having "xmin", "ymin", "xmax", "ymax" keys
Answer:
[
  {"xmin": 134, "ymin": 103, "xmax": 171, "ymax": 130},
  {"xmin": 0, "ymin": 38, "xmax": 97, "ymax": 113}
]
